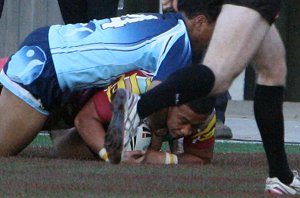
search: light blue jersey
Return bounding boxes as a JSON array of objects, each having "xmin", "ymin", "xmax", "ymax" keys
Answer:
[
  {"xmin": 0, "ymin": 12, "xmax": 192, "ymax": 115},
  {"xmin": 49, "ymin": 13, "xmax": 192, "ymax": 92}
]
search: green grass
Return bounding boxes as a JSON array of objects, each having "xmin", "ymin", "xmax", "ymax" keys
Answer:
[
  {"xmin": 5, "ymin": 133, "xmax": 300, "ymax": 197},
  {"xmin": 31, "ymin": 133, "xmax": 52, "ymax": 147},
  {"xmin": 32, "ymin": 133, "xmax": 300, "ymax": 154},
  {"xmin": 215, "ymin": 141, "xmax": 300, "ymax": 154}
]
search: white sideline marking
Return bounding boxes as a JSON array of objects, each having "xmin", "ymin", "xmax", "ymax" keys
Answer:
[
  {"xmin": 216, "ymin": 139, "xmax": 300, "ymax": 146},
  {"xmin": 38, "ymin": 132, "xmax": 300, "ymax": 146}
]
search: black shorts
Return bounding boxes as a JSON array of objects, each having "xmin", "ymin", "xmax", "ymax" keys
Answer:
[{"xmin": 223, "ymin": 0, "xmax": 281, "ymax": 24}]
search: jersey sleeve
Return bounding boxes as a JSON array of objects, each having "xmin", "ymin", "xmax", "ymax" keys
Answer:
[
  {"xmin": 92, "ymin": 91, "xmax": 112, "ymax": 123},
  {"xmin": 153, "ymin": 34, "xmax": 192, "ymax": 81},
  {"xmin": 93, "ymin": 70, "xmax": 153, "ymax": 122}
]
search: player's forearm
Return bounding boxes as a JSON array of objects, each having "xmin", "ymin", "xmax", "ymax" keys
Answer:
[
  {"xmin": 141, "ymin": 149, "xmax": 165, "ymax": 164},
  {"xmin": 144, "ymin": 149, "xmax": 209, "ymax": 165},
  {"xmin": 75, "ymin": 117, "xmax": 106, "ymax": 155},
  {"xmin": 183, "ymin": 146, "xmax": 214, "ymax": 165},
  {"xmin": 176, "ymin": 153, "xmax": 209, "ymax": 165},
  {"xmin": 149, "ymin": 131, "xmax": 165, "ymax": 151},
  {"xmin": 76, "ymin": 121, "xmax": 110, "ymax": 162}
]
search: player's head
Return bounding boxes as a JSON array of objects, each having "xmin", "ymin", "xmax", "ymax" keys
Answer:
[
  {"xmin": 167, "ymin": 97, "xmax": 215, "ymax": 139},
  {"xmin": 178, "ymin": 0, "xmax": 222, "ymax": 23},
  {"xmin": 177, "ymin": 0, "xmax": 222, "ymax": 54}
]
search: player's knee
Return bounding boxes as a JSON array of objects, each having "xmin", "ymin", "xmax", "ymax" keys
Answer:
[
  {"xmin": 212, "ymin": 80, "xmax": 231, "ymax": 95},
  {"xmin": 223, "ymin": 0, "xmax": 281, "ymax": 24},
  {"xmin": 256, "ymin": 70, "xmax": 286, "ymax": 86},
  {"xmin": 208, "ymin": 67, "xmax": 234, "ymax": 95}
]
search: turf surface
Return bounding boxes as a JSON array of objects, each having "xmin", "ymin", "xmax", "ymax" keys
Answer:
[
  {"xmin": 1, "ymin": 133, "xmax": 297, "ymax": 197},
  {"xmin": 32, "ymin": 133, "xmax": 300, "ymax": 154}
]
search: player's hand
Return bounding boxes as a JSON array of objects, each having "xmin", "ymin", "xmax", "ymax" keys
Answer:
[
  {"xmin": 143, "ymin": 149, "xmax": 167, "ymax": 164},
  {"xmin": 162, "ymin": 0, "xmax": 178, "ymax": 12},
  {"xmin": 122, "ymin": 150, "xmax": 146, "ymax": 163}
]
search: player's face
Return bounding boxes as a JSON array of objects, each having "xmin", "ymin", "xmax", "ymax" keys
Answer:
[
  {"xmin": 167, "ymin": 104, "xmax": 210, "ymax": 139},
  {"xmin": 186, "ymin": 15, "xmax": 216, "ymax": 55}
]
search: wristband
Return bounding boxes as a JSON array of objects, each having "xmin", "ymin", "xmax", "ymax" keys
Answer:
[
  {"xmin": 99, "ymin": 148, "xmax": 109, "ymax": 162},
  {"xmin": 165, "ymin": 152, "xmax": 178, "ymax": 165}
]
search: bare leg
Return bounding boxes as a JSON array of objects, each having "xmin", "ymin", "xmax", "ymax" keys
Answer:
[
  {"xmin": 0, "ymin": 88, "xmax": 47, "ymax": 156},
  {"xmin": 254, "ymin": 25, "xmax": 287, "ymax": 86},
  {"xmin": 252, "ymin": 25, "xmax": 293, "ymax": 183},
  {"xmin": 203, "ymin": 4, "xmax": 270, "ymax": 95},
  {"xmin": 136, "ymin": 4, "xmax": 274, "ymax": 118}
]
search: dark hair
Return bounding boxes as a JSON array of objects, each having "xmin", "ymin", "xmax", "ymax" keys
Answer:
[
  {"xmin": 186, "ymin": 97, "xmax": 215, "ymax": 115},
  {"xmin": 178, "ymin": 0, "xmax": 222, "ymax": 22}
]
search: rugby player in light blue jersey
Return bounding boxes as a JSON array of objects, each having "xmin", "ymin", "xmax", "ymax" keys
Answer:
[{"xmin": 0, "ymin": 1, "xmax": 220, "ymax": 156}]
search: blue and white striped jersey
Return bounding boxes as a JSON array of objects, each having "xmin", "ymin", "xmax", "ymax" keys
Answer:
[{"xmin": 49, "ymin": 13, "xmax": 192, "ymax": 92}]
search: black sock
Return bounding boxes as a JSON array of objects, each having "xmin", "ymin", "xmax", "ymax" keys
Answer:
[
  {"xmin": 254, "ymin": 84, "xmax": 293, "ymax": 184},
  {"xmin": 137, "ymin": 64, "xmax": 215, "ymax": 118}
]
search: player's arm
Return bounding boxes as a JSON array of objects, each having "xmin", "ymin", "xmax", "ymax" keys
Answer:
[
  {"xmin": 144, "ymin": 113, "xmax": 215, "ymax": 165},
  {"xmin": 74, "ymin": 96, "xmax": 108, "ymax": 161},
  {"xmin": 149, "ymin": 128, "xmax": 167, "ymax": 151},
  {"xmin": 142, "ymin": 130, "xmax": 212, "ymax": 165},
  {"xmin": 122, "ymin": 130, "xmax": 168, "ymax": 164},
  {"xmin": 179, "ymin": 142, "xmax": 214, "ymax": 164},
  {"xmin": 122, "ymin": 120, "xmax": 167, "ymax": 164},
  {"xmin": 142, "ymin": 146, "xmax": 213, "ymax": 165},
  {"xmin": 122, "ymin": 134, "xmax": 169, "ymax": 164}
]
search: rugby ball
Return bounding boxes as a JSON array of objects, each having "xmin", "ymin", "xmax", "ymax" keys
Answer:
[{"xmin": 124, "ymin": 123, "xmax": 151, "ymax": 151}]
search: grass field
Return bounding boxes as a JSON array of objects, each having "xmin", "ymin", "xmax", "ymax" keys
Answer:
[
  {"xmin": 32, "ymin": 133, "xmax": 300, "ymax": 154},
  {"xmin": 0, "ymin": 134, "xmax": 299, "ymax": 197}
]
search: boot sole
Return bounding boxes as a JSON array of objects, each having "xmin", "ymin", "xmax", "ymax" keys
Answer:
[{"xmin": 105, "ymin": 89, "xmax": 127, "ymax": 164}]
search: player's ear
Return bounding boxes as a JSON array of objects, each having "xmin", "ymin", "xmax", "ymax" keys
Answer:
[{"xmin": 192, "ymin": 15, "xmax": 207, "ymax": 31}]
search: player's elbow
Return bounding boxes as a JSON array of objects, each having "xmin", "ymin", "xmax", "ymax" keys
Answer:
[{"xmin": 74, "ymin": 113, "xmax": 85, "ymax": 132}]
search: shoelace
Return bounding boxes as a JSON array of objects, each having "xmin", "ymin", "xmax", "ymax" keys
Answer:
[
  {"xmin": 292, "ymin": 171, "xmax": 300, "ymax": 180},
  {"xmin": 125, "ymin": 96, "xmax": 140, "ymax": 138},
  {"xmin": 294, "ymin": 171, "xmax": 299, "ymax": 176},
  {"xmin": 125, "ymin": 114, "xmax": 139, "ymax": 141},
  {"xmin": 291, "ymin": 171, "xmax": 300, "ymax": 190}
]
